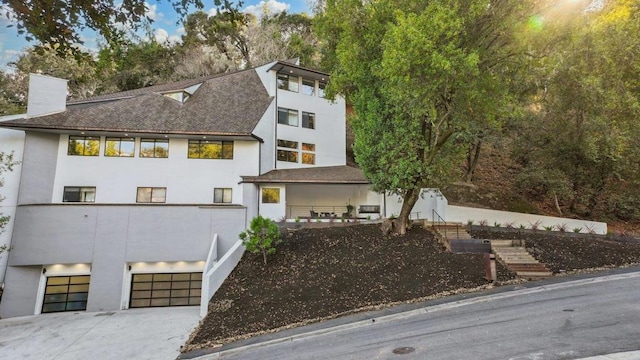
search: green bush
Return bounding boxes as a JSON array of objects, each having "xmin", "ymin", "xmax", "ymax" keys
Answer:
[{"xmin": 239, "ymin": 215, "xmax": 282, "ymax": 265}]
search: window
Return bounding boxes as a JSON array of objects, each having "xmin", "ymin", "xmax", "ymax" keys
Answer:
[
  {"xmin": 262, "ymin": 188, "xmax": 280, "ymax": 203},
  {"xmin": 318, "ymin": 82, "xmax": 327, "ymax": 98},
  {"xmin": 277, "ymin": 150, "xmax": 298, "ymax": 163},
  {"xmin": 188, "ymin": 140, "xmax": 234, "ymax": 159},
  {"xmin": 105, "ymin": 137, "xmax": 135, "ymax": 157},
  {"xmin": 68, "ymin": 136, "xmax": 99, "ymax": 156},
  {"xmin": 140, "ymin": 139, "xmax": 169, "ymax": 158},
  {"xmin": 302, "ymin": 112, "xmax": 315, "ymax": 129},
  {"xmin": 278, "ymin": 108, "xmax": 298, "ymax": 127},
  {"xmin": 63, "ymin": 187, "xmax": 96, "ymax": 202},
  {"xmin": 277, "ymin": 74, "xmax": 299, "ymax": 92},
  {"xmin": 136, "ymin": 187, "xmax": 166, "ymax": 203},
  {"xmin": 277, "ymin": 138, "xmax": 298, "ymax": 163},
  {"xmin": 277, "ymin": 139, "xmax": 298, "ymax": 149},
  {"xmin": 301, "ymin": 79, "xmax": 315, "ymax": 96},
  {"xmin": 214, "ymin": 188, "xmax": 233, "ymax": 203},
  {"xmin": 302, "ymin": 143, "xmax": 316, "ymax": 165}
]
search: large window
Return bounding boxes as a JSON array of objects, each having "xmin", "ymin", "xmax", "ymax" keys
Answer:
[
  {"xmin": 277, "ymin": 74, "xmax": 299, "ymax": 92},
  {"xmin": 278, "ymin": 107, "xmax": 299, "ymax": 127},
  {"xmin": 105, "ymin": 137, "xmax": 135, "ymax": 157},
  {"xmin": 302, "ymin": 112, "xmax": 315, "ymax": 129},
  {"xmin": 68, "ymin": 136, "xmax": 99, "ymax": 156},
  {"xmin": 301, "ymin": 79, "xmax": 315, "ymax": 96},
  {"xmin": 262, "ymin": 188, "xmax": 280, "ymax": 203},
  {"xmin": 136, "ymin": 187, "xmax": 166, "ymax": 203},
  {"xmin": 63, "ymin": 187, "xmax": 96, "ymax": 202},
  {"xmin": 140, "ymin": 139, "xmax": 169, "ymax": 158},
  {"xmin": 214, "ymin": 188, "xmax": 232, "ymax": 203},
  {"xmin": 188, "ymin": 140, "xmax": 234, "ymax": 159}
]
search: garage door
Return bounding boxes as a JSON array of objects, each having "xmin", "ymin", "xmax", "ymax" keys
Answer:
[
  {"xmin": 129, "ymin": 272, "xmax": 202, "ymax": 308},
  {"xmin": 42, "ymin": 275, "xmax": 91, "ymax": 313}
]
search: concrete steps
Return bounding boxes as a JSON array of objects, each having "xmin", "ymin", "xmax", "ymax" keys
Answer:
[
  {"xmin": 431, "ymin": 224, "xmax": 479, "ymax": 252},
  {"xmin": 492, "ymin": 242, "xmax": 553, "ymax": 281}
]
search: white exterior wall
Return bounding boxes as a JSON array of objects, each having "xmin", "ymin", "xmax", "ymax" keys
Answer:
[
  {"xmin": 385, "ymin": 189, "xmax": 448, "ymax": 220},
  {"xmin": 51, "ymin": 136, "xmax": 260, "ymax": 204},
  {"xmin": 276, "ymin": 88, "xmax": 346, "ymax": 169},
  {"xmin": 259, "ymin": 184, "xmax": 286, "ymax": 221},
  {"xmin": 0, "ymin": 126, "xmax": 25, "ymax": 282}
]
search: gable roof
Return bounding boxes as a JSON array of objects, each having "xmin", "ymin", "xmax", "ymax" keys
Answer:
[
  {"xmin": 0, "ymin": 69, "xmax": 273, "ymax": 137},
  {"xmin": 242, "ymin": 166, "xmax": 370, "ymax": 184}
]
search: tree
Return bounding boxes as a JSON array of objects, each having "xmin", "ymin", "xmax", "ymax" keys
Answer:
[
  {"xmin": 0, "ymin": 151, "xmax": 19, "ymax": 257},
  {"xmin": 316, "ymin": 0, "xmax": 534, "ymax": 233},
  {"xmin": 1, "ymin": 0, "xmax": 243, "ymax": 55},
  {"xmin": 239, "ymin": 215, "xmax": 281, "ymax": 265}
]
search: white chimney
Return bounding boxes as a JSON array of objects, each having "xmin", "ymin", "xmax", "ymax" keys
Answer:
[{"xmin": 27, "ymin": 73, "xmax": 68, "ymax": 117}]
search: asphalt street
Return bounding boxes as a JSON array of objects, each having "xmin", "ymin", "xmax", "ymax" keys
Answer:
[{"xmin": 200, "ymin": 272, "xmax": 640, "ymax": 360}]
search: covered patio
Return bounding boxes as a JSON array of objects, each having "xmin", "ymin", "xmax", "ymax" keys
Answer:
[{"xmin": 242, "ymin": 166, "xmax": 383, "ymax": 221}]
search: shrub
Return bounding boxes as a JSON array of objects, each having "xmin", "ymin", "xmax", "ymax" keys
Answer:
[
  {"xmin": 478, "ymin": 219, "xmax": 488, "ymax": 227},
  {"xmin": 467, "ymin": 219, "xmax": 474, "ymax": 227},
  {"xmin": 556, "ymin": 223, "xmax": 568, "ymax": 232},
  {"xmin": 573, "ymin": 227, "xmax": 583, "ymax": 233},
  {"xmin": 494, "ymin": 221, "xmax": 501, "ymax": 228},
  {"xmin": 519, "ymin": 224, "xmax": 526, "ymax": 229},
  {"xmin": 295, "ymin": 217, "xmax": 301, "ymax": 223},
  {"xmin": 529, "ymin": 221, "xmax": 542, "ymax": 231},
  {"xmin": 544, "ymin": 225, "xmax": 554, "ymax": 231},
  {"xmin": 239, "ymin": 215, "xmax": 282, "ymax": 265},
  {"xmin": 389, "ymin": 214, "xmax": 397, "ymax": 220}
]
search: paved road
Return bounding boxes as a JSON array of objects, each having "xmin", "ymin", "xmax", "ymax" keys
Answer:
[{"xmin": 205, "ymin": 272, "xmax": 640, "ymax": 360}]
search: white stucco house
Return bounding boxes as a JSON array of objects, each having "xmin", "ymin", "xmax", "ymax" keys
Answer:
[{"xmin": 0, "ymin": 60, "xmax": 450, "ymax": 319}]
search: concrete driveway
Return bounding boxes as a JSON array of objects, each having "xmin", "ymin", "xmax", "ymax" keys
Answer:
[{"xmin": 0, "ymin": 307, "xmax": 200, "ymax": 360}]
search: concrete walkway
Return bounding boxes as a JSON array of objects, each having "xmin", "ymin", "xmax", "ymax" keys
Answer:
[{"xmin": 0, "ymin": 307, "xmax": 200, "ymax": 360}]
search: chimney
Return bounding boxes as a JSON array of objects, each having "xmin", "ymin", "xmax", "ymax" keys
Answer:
[{"xmin": 27, "ymin": 73, "xmax": 68, "ymax": 117}]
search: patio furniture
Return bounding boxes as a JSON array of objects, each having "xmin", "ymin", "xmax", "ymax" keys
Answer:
[{"xmin": 310, "ymin": 210, "xmax": 319, "ymax": 218}]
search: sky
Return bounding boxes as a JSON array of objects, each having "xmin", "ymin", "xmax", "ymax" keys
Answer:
[{"xmin": 0, "ymin": 0, "xmax": 311, "ymax": 71}]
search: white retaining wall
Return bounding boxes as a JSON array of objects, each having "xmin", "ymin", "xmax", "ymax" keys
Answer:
[
  {"xmin": 446, "ymin": 205, "xmax": 607, "ymax": 235},
  {"xmin": 200, "ymin": 240, "xmax": 245, "ymax": 317}
]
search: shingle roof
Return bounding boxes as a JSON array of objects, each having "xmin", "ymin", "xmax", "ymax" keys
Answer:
[
  {"xmin": 242, "ymin": 166, "xmax": 370, "ymax": 184},
  {"xmin": 0, "ymin": 69, "xmax": 273, "ymax": 136}
]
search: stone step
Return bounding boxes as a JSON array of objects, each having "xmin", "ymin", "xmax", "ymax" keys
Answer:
[
  {"xmin": 490, "ymin": 240, "xmax": 516, "ymax": 247},
  {"xmin": 508, "ymin": 264, "xmax": 550, "ymax": 272},
  {"xmin": 516, "ymin": 271, "xmax": 554, "ymax": 280}
]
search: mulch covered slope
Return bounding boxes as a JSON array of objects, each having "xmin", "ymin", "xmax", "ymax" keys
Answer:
[{"xmin": 186, "ymin": 224, "xmax": 512, "ymax": 350}]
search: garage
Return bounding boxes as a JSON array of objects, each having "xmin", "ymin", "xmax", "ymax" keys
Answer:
[
  {"xmin": 129, "ymin": 272, "xmax": 202, "ymax": 308},
  {"xmin": 42, "ymin": 275, "xmax": 91, "ymax": 313}
]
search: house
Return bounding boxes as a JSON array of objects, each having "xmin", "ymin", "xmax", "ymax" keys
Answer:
[{"xmin": 0, "ymin": 61, "xmax": 437, "ymax": 319}]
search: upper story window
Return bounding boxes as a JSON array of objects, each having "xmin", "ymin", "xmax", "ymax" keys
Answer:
[
  {"xmin": 188, "ymin": 140, "xmax": 234, "ymax": 159},
  {"xmin": 318, "ymin": 82, "xmax": 327, "ymax": 98},
  {"xmin": 105, "ymin": 137, "xmax": 135, "ymax": 157},
  {"xmin": 302, "ymin": 143, "xmax": 316, "ymax": 165},
  {"xmin": 68, "ymin": 136, "xmax": 99, "ymax": 156},
  {"xmin": 214, "ymin": 188, "xmax": 232, "ymax": 204},
  {"xmin": 277, "ymin": 74, "xmax": 299, "ymax": 92},
  {"xmin": 136, "ymin": 187, "xmax": 166, "ymax": 203},
  {"xmin": 277, "ymin": 139, "xmax": 298, "ymax": 163},
  {"xmin": 302, "ymin": 112, "xmax": 315, "ymax": 129},
  {"xmin": 140, "ymin": 139, "xmax": 169, "ymax": 158},
  {"xmin": 278, "ymin": 107, "xmax": 299, "ymax": 127},
  {"xmin": 301, "ymin": 79, "xmax": 315, "ymax": 96},
  {"xmin": 63, "ymin": 186, "xmax": 96, "ymax": 202}
]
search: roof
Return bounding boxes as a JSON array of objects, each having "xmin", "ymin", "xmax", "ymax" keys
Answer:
[
  {"xmin": 242, "ymin": 166, "xmax": 370, "ymax": 184},
  {"xmin": 66, "ymin": 74, "xmax": 222, "ymax": 105},
  {"xmin": 0, "ymin": 69, "xmax": 273, "ymax": 137}
]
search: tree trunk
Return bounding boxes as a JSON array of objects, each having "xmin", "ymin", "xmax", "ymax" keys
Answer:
[
  {"xmin": 262, "ymin": 249, "xmax": 267, "ymax": 265},
  {"xmin": 465, "ymin": 140, "xmax": 482, "ymax": 183},
  {"xmin": 397, "ymin": 188, "xmax": 420, "ymax": 235},
  {"xmin": 553, "ymin": 192, "xmax": 562, "ymax": 216}
]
